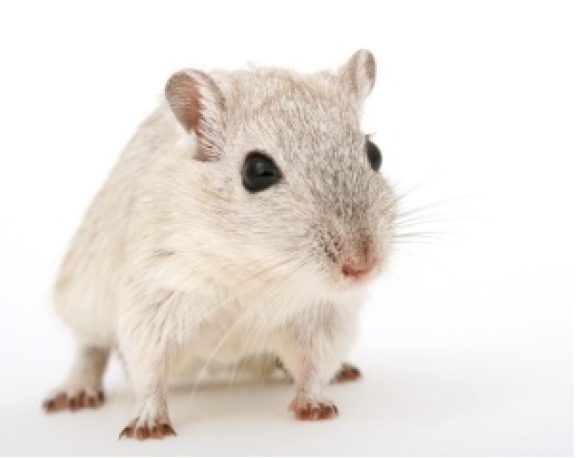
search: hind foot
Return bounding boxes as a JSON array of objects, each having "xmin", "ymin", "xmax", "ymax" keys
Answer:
[{"xmin": 332, "ymin": 362, "xmax": 362, "ymax": 383}]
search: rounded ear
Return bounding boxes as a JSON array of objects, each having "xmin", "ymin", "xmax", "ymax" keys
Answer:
[
  {"xmin": 339, "ymin": 49, "xmax": 376, "ymax": 107},
  {"xmin": 165, "ymin": 69, "xmax": 226, "ymax": 161}
]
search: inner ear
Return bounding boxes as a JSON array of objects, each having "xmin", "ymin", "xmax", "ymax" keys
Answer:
[
  {"xmin": 165, "ymin": 72, "xmax": 202, "ymax": 134},
  {"xmin": 165, "ymin": 69, "xmax": 226, "ymax": 161}
]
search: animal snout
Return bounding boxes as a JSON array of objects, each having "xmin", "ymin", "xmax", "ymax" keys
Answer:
[
  {"xmin": 341, "ymin": 257, "xmax": 375, "ymax": 280},
  {"xmin": 340, "ymin": 238, "xmax": 376, "ymax": 280}
]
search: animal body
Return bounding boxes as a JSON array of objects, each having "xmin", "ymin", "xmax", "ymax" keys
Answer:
[{"xmin": 43, "ymin": 49, "xmax": 396, "ymax": 440}]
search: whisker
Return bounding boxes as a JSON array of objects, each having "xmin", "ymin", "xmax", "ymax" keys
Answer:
[
  {"xmin": 153, "ymin": 254, "xmax": 310, "ymax": 377},
  {"xmin": 222, "ymin": 258, "xmax": 310, "ymax": 390},
  {"xmin": 179, "ymin": 256, "xmax": 311, "ymax": 395}
]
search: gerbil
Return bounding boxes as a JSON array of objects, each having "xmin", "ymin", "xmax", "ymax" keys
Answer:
[{"xmin": 43, "ymin": 50, "xmax": 396, "ymax": 440}]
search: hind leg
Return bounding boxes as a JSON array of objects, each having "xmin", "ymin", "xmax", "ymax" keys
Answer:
[{"xmin": 43, "ymin": 345, "xmax": 109, "ymax": 412}]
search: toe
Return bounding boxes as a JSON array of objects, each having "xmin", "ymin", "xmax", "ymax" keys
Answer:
[
  {"xmin": 136, "ymin": 426, "xmax": 151, "ymax": 440},
  {"xmin": 150, "ymin": 425, "xmax": 163, "ymax": 439},
  {"xmin": 43, "ymin": 393, "xmax": 68, "ymax": 413},
  {"xmin": 318, "ymin": 403, "xmax": 338, "ymax": 419},
  {"xmin": 162, "ymin": 424, "xmax": 176, "ymax": 436},
  {"xmin": 86, "ymin": 395, "xmax": 97, "ymax": 408},
  {"xmin": 119, "ymin": 419, "xmax": 137, "ymax": 439}
]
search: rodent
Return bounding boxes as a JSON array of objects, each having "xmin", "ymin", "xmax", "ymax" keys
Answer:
[{"xmin": 42, "ymin": 49, "xmax": 396, "ymax": 440}]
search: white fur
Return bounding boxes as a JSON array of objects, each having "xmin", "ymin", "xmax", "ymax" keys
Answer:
[{"xmin": 48, "ymin": 50, "xmax": 396, "ymax": 436}]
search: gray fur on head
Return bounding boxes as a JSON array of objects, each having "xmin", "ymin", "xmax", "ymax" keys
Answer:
[{"xmin": 164, "ymin": 49, "xmax": 395, "ymax": 298}]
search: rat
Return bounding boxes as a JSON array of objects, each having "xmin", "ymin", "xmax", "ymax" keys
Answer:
[{"xmin": 42, "ymin": 49, "xmax": 396, "ymax": 440}]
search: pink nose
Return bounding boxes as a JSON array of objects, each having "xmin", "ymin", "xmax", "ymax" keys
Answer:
[{"xmin": 341, "ymin": 260, "xmax": 372, "ymax": 279}]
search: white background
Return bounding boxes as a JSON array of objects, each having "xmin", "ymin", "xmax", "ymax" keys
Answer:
[{"xmin": 0, "ymin": 1, "xmax": 573, "ymax": 456}]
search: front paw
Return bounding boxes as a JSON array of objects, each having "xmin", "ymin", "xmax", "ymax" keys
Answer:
[
  {"xmin": 289, "ymin": 396, "xmax": 339, "ymax": 421},
  {"xmin": 43, "ymin": 388, "xmax": 105, "ymax": 413},
  {"xmin": 119, "ymin": 417, "xmax": 176, "ymax": 440}
]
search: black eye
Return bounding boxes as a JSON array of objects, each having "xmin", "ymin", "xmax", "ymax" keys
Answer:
[
  {"xmin": 242, "ymin": 152, "xmax": 282, "ymax": 192},
  {"xmin": 366, "ymin": 140, "xmax": 382, "ymax": 171}
]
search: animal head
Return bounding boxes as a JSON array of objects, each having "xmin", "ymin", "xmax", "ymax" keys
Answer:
[{"xmin": 165, "ymin": 50, "xmax": 396, "ymax": 298}]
